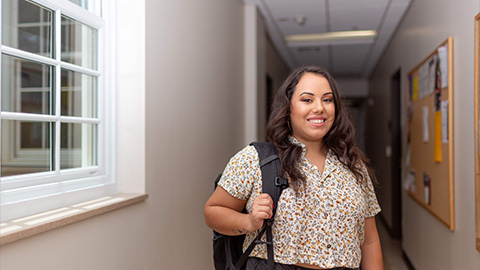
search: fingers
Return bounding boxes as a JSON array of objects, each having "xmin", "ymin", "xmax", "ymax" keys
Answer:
[
  {"xmin": 254, "ymin": 193, "xmax": 274, "ymax": 217},
  {"xmin": 249, "ymin": 193, "xmax": 273, "ymax": 230}
]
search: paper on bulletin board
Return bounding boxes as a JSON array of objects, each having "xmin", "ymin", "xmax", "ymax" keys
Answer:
[
  {"xmin": 418, "ymin": 63, "xmax": 429, "ymax": 99},
  {"xmin": 412, "ymin": 76, "xmax": 419, "ymax": 101},
  {"xmin": 405, "ymin": 144, "xmax": 411, "ymax": 167},
  {"xmin": 441, "ymin": 100, "xmax": 449, "ymax": 143},
  {"xmin": 423, "ymin": 106, "xmax": 429, "ymax": 142},
  {"xmin": 423, "ymin": 173, "xmax": 431, "ymax": 205},
  {"xmin": 438, "ymin": 45, "xmax": 448, "ymax": 89},
  {"xmin": 404, "ymin": 169, "xmax": 415, "ymax": 192},
  {"xmin": 434, "ymin": 111, "xmax": 442, "ymax": 162},
  {"xmin": 428, "ymin": 56, "xmax": 437, "ymax": 95}
]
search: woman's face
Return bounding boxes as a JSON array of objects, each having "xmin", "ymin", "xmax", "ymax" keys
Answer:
[{"xmin": 290, "ymin": 73, "xmax": 336, "ymax": 146}]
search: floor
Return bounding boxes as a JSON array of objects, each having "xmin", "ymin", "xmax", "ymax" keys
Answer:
[{"xmin": 377, "ymin": 219, "xmax": 410, "ymax": 270}]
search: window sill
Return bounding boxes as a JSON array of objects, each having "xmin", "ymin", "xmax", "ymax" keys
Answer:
[{"xmin": 0, "ymin": 193, "xmax": 148, "ymax": 246}]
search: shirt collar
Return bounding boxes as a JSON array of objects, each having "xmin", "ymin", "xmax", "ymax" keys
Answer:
[
  {"xmin": 289, "ymin": 136, "xmax": 336, "ymax": 172},
  {"xmin": 289, "ymin": 136, "xmax": 307, "ymax": 158}
]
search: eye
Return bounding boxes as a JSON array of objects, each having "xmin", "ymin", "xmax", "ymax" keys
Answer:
[
  {"xmin": 301, "ymin": 98, "xmax": 313, "ymax": 103},
  {"xmin": 322, "ymin": 97, "xmax": 333, "ymax": 103}
]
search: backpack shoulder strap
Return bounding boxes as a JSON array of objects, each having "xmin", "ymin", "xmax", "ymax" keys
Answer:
[
  {"xmin": 234, "ymin": 142, "xmax": 287, "ymax": 270},
  {"xmin": 250, "ymin": 142, "xmax": 288, "ymax": 214}
]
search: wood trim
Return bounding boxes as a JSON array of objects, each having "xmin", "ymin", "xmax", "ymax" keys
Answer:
[
  {"xmin": 447, "ymin": 36, "xmax": 454, "ymax": 231},
  {"xmin": 474, "ymin": 12, "xmax": 480, "ymax": 253}
]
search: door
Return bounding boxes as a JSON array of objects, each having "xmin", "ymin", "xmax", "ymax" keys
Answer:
[{"xmin": 390, "ymin": 69, "xmax": 402, "ymax": 239}]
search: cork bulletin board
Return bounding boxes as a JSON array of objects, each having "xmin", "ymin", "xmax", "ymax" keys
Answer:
[
  {"xmin": 406, "ymin": 37, "xmax": 454, "ymax": 230},
  {"xmin": 475, "ymin": 13, "xmax": 480, "ymax": 252}
]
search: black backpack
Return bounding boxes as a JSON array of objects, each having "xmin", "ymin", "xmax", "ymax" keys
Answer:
[{"xmin": 213, "ymin": 142, "xmax": 288, "ymax": 270}]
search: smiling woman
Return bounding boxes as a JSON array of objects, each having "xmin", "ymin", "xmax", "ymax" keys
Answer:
[{"xmin": 205, "ymin": 66, "xmax": 383, "ymax": 270}]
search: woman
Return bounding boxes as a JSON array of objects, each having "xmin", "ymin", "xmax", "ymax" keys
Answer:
[{"xmin": 204, "ymin": 66, "xmax": 383, "ymax": 270}]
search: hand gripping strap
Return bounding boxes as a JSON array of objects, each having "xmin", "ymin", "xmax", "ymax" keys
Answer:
[{"xmin": 234, "ymin": 142, "xmax": 287, "ymax": 270}]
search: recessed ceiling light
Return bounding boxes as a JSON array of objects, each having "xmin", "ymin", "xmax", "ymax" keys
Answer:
[{"xmin": 285, "ymin": 30, "xmax": 377, "ymax": 46}]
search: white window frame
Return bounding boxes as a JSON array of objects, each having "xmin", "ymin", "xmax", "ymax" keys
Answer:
[{"xmin": 0, "ymin": 0, "xmax": 116, "ymax": 222}]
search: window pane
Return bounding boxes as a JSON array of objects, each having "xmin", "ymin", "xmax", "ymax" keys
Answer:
[
  {"xmin": 67, "ymin": 0, "xmax": 83, "ymax": 6},
  {"xmin": 67, "ymin": 0, "xmax": 102, "ymax": 16},
  {"xmin": 60, "ymin": 123, "xmax": 96, "ymax": 169},
  {"xmin": 1, "ymin": 55, "xmax": 53, "ymax": 114},
  {"xmin": 18, "ymin": 0, "xmax": 41, "ymax": 24},
  {"xmin": 21, "ymin": 121, "xmax": 49, "ymax": 148},
  {"xmin": 61, "ymin": 69, "xmax": 96, "ymax": 117},
  {"xmin": 2, "ymin": 0, "xmax": 53, "ymax": 57},
  {"xmin": 1, "ymin": 120, "xmax": 53, "ymax": 177},
  {"xmin": 61, "ymin": 16, "xmax": 97, "ymax": 70}
]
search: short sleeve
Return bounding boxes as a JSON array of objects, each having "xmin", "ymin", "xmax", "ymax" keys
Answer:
[
  {"xmin": 217, "ymin": 145, "xmax": 260, "ymax": 201},
  {"xmin": 360, "ymin": 164, "xmax": 381, "ymax": 218}
]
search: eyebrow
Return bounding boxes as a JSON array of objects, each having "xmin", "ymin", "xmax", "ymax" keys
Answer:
[
  {"xmin": 298, "ymin": 91, "xmax": 333, "ymax": 97},
  {"xmin": 298, "ymin": 91, "xmax": 314, "ymax": 96}
]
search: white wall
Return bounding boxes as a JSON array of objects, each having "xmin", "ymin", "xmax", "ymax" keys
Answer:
[
  {"xmin": 367, "ymin": 0, "xmax": 480, "ymax": 269},
  {"xmin": 0, "ymin": 0, "xmax": 246, "ymax": 269}
]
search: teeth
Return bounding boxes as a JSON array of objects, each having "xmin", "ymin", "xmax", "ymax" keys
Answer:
[{"xmin": 310, "ymin": 119, "xmax": 325, "ymax": 124}]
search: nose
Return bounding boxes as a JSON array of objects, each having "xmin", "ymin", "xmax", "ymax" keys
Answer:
[{"xmin": 312, "ymin": 100, "xmax": 324, "ymax": 113}]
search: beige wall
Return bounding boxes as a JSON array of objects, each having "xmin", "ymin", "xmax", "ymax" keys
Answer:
[
  {"xmin": 244, "ymin": 4, "xmax": 267, "ymax": 143},
  {"xmin": 0, "ymin": 0, "xmax": 246, "ymax": 269},
  {"xmin": 142, "ymin": 1, "xmax": 290, "ymax": 266},
  {"xmin": 367, "ymin": 0, "xmax": 480, "ymax": 268},
  {"xmin": 144, "ymin": 0, "xmax": 246, "ymax": 268}
]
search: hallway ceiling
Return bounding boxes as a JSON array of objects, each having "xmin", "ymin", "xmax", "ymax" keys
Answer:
[{"xmin": 243, "ymin": 0, "xmax": 411, "ymax": 79}]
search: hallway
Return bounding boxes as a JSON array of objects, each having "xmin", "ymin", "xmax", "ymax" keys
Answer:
[
  {"xmin": 378, "ymin": 219, "xmax": 410, "ymax": 270},
  {"xmin": 1, "ymin": 0, "xmax": 480, "ymax": 269}
]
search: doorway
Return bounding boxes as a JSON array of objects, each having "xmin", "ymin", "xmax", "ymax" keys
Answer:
[{"xmin": 390, "ymin": 69, "xmax": 402, "ymax": 239}]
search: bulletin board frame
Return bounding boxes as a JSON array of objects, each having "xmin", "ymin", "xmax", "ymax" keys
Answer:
[
  {"xmin": 474, "ymin": 13, "xmax": 480, "ymax": 252},
  {"xmin": 406, "ymin": 37, "xmax": 454, "ymax": 231}
]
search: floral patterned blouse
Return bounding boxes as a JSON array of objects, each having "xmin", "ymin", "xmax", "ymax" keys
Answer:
[{"xmin": 218, "ymin": 137, "xmax": 381, "ymax": 268}]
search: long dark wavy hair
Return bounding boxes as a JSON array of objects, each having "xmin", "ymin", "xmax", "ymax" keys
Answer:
[{"xmin": 266, "ymin": 66, "xmax": 376, "ymax": 185}]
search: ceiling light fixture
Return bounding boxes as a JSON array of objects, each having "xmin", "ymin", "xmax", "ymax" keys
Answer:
[{"xmin": 285, "ymin": 30, "xmax": 377, "ymax": 46}]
